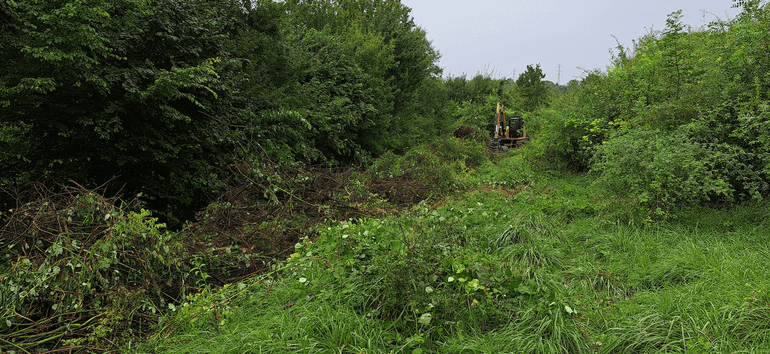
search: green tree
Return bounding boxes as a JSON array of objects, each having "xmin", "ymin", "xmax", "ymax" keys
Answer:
[
  {"xmin": 283, "ymin": 25, "xmax": 382, "ymax": 161},
  {"xmin": 281, "ymin": 0, "xmax": 443, "ymax": 151},
  {"xmin": 0, "ymin": 0, "xmax": 254, "ymax": 221},
  {"xmin": 660, "ymin": 10, "xmax": 690, "ymax": 99},
  {"xmin": 444, "ymin": 75, "xmax": 471, "ymax": 103},
  {"xmin": 514, "ymin": 64, "xmax": 548, "ymax": 112}
]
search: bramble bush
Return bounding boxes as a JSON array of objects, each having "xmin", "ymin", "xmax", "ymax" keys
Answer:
[
  {"xmin": 683, "ymin": 101, "xmax": 770, "ymax": 203},
  {"xmin": 592, "ymin": 100, "xmax": 770, "ymax": 219},
  {"xmin": 532, "ymin": 4, "xmax": 770, "ymax": 217}
]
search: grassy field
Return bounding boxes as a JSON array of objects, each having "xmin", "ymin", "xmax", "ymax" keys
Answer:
[{"xmin": 136, "ymin": 155, "xmax": 770, "ymax": 353}]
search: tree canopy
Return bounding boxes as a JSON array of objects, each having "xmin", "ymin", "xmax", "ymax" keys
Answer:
[
  {"xmin": 514, "ymin": 64, "xmax": 548, "ymax": 112},
  {"xmin": 6, "ymin": 0, "xmax": 768, "ymax": 224},
  {"xmin": 0, "ymin": 0, "xmax": 447, "ymax": 222}
]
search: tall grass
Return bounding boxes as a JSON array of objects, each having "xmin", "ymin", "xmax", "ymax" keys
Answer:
[{"xmin": 138, "ymin": 155, "xmax": 770, "ymax": 353}]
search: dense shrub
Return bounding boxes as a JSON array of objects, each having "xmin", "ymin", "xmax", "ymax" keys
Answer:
[
  {"xmin": 528, "ymin": 3, "xmax": 770, "ymax": 215},
  {"xmin": 684, "ymin": 102, "xmax": 770, "ymax": 202},
  {"xmin": 0, "ymin": 0, "xmax": 253, "ymax": 222},
  {"xmin": 0, "ymin": 0, "xmax": 449, "ymax": 224},
  {"xmin": 592, "ymin": 129, "xmax": 731, "ymax": 218}
]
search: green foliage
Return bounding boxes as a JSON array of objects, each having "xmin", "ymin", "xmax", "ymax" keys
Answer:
[
  {"xmin": 660, "ymin": 10, "xmax": 691, "ymax": 99},
  {"xmin": 441, "ymin": 72, "xmax": 518, "ymax": 139},
  {"xmin": 370, "ymin": 137, "xmax": 490, "ymax": 196},
  {"xmin": 446, "ymin": 95, "xmax": 497, "ymax": 130},
  {"xmin": 520, "ymin": 107, "xmax": 592, "ymax": 172},
  {"xmin": 0, "ymin": 0, "xmax": 256, "ymax": 221},
  {"xmin": 139, "ymin": 151, "xmax": 770, "ymax": 353},
  {"xmin": 592, "ymin": 128, "xmax": 731, "ymax": 219},
  {"xmin": 279, "ymin": 0, "xmax": 444, "ymax": 154},
  {"xmin": 283, "ymin": 25, "xmax": 381, "ymax": 161},
  {"xmin": 1, "ymin": 0, "xmax": 448, "ymax": 223},
  {"xmin": 444, "ymin": 73, "xmax": 509, "ymax": 104},
  {"xmin": 0, "ymin": 188, "xmax": 188, "ymax": 351},
  {"xmin": 236, "ymin": 1, "xmax": 403, "ymax": 162},
  {"xmin": 519, "ymin": 71, "xmax": 615, "ymax": 171},
  {"xmin": 683, "ymin": 101, "xmax": 770, "ymax": 202},
  {"xmin": 514, "ymin": 64, "xmax": 548, "ymax": 112},
  {"xmin": 282, "ymin": 201, "xmax": 565, "ymax": 346},
  {"xmin": 586, "ymin": 3, "xmax": 770, "ymax": 213},
  {"xmin": 528, "ymin": 3, "xmax": 770, "ymax": 209}
]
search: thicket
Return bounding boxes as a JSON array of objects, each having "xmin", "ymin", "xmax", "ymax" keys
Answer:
[
  {"xmin": 524, "ymin": 0, "xmax": 770, "ymax": 218},
  {"xmin": 0, "ymin": 0, "xmax": 557, "ymax": 224},
  {"xmin": 145, "ymin": 156, "xmax": 770, "ymax": 353},
  {"xmin": 0, "ymin": 0, "xmax": 447, "ymax": 222},
  {"xmin": 9, "ymin": 0, "xmax": 770, "ymax": 351},
  {"xmin": 0, "ymin": 185, "xmax": 187, "ymax": 352},
  {"xmin": 143, "ymin": 155, "xmax": 600, "ymax": 353},
  {"xmin": 0, "ymin": 134, "xmax": 493, "ymax": 352}
]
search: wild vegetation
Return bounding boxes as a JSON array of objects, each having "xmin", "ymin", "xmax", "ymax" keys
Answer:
[
  {"xmin": 141, "ymin": 158, "xmax": 770, "ymax": 353},
  {"xmin": 525, "ymin": 1, "xmax": 770, "ymax": 220},
  {"xmin": 2, "ymin": 0, "xmax": 770, "ymax": 352},
  {"xmin": 0, "ymin": 0, "xmax": 445, "ymax": 223}
]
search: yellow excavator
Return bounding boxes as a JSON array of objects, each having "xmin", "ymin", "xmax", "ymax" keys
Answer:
[{"xmin": 489, "ymin": 102, "xmax": 527, "ymax": 151}]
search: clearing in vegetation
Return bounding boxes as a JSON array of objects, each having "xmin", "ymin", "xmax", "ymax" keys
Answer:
[
  {"xmin": 138, "ymin": 151, "xmax": 770, "ymax": 353},
  {"xmin": 0, "ymin": 135, "xmax": 493, "ymax": 353}
]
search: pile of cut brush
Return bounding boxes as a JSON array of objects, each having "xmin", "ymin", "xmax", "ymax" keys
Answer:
[
  {"xmin": 0, "ymin": 155, "xmax": 441, "ymax": 352},
  {"xmin": 184, "ymin": 155, "xmax": 441, "ymax": 281},
  {"xmin": 0, "ymin": 182, "xmax": 177, "ymax": 353}
]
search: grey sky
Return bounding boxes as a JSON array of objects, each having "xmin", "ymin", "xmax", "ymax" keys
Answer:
[{"xmin": 400, "ymin": 0, "xmax": 740, "ymax": 83}]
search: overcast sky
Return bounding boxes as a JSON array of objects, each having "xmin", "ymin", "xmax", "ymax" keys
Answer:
[{"xmin": 400, "ymin": 0, "xmax": 740, "ymax": 83}]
